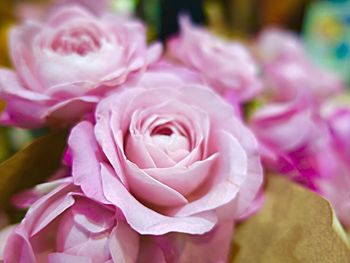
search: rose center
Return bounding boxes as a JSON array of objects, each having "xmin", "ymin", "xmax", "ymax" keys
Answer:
[
  {"xmin": 151, "ymin": 126, "xmax": 174, "ymax": 136},
  {"xmin": 150, "ymin": 124, "xmax": 190, "ymax": 158},
  {"xmin": 51, "ymin": 27, "xmax": 102, "ymax": 56}
]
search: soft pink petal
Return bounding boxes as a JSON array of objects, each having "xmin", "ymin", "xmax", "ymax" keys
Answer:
[
  {"xmin": 101, "ymin": 163, "xmax": 217, "ymax": 235},
  {"xmin": 48, "ymin": 253, "xmax": 92, "ymax": 263},
  {"xmin": 173, "ymin": 131, "xmax": 245, "ymax": 217},
  {"xmin": 125, "ymin": 160, "xmax": 188, "ymax": 207},
  {"xmin": 0, "ymin": 225, "xmax": 15, "ymax": 260},
  {"xmin": 68, "ymin": 121, "xmax": 107, "ymax": 202},
  {"xmin": 109, "ymin": 221, "xmax": 140, "ymax": 263},
  {"xmin": 144, "ymin": 153, "xmax": 218, "ymax": 196}
]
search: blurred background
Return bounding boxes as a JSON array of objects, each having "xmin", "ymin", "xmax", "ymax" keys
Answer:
[{"xmin": 0, "ymin": 0, "xmax": 349, "ymax": 161}]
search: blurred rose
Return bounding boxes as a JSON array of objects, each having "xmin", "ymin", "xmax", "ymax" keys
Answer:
[
  {"xmin": 167, "ymin": 17, "xmax": 261, "ymax": 103},
  {"xmin": 68, "ymin": 73, "xmax": 263, "ymax": 235},
  {"xmin": 256, "ymin": 28, "xmax": 344, "ymax": 104},
  {"xmin": 16, "ymin": 0, "xmax": 109, "ymax": 21},
  {"xmin": 55, "ymin": 0, "xmax": 109, "ymax": 15},
  {"xmin": 315, "ymin": 154, "xmax": 350, "ymax": 228},
  {"xmin": 250, "ymin": 98, "xmax": 332, "ymax": 189},
  {"xmin": 256, "ymin": 28, "xmax": 305, "ymax": 62},
  {"xmin": 323, "ymin": 102, "xmax": 350, "ymax": 165},
  {"xmin": 0, "ymin": 6, "xmax": 161, "ymax": 128},
  {"xmin": 250, "ymin": 95, "xmax": 350, "ymax": 227},
  {"xmin": 315, "ymin": 99, "xmax": 350, "ymax": 227},
  {"xmin": 2, "ymin": 183, "xmax": 140, "ymax": 263}
]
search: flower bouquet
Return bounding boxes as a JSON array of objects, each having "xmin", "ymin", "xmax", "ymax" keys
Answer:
[{"xmin": 0, "ymin": 3, "xmax": 349, "ymax": 263}]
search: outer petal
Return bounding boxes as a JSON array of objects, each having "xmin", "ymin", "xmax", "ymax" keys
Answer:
[
  {"xmin": 143, "ymin": 154, "xmax": 218, "ymax": 196},
  {"xmin": 0, "ymin": 225, "xmax": 15, "ymax": 260},
  {"xmin": 124, "ymin": 160, "xmax": 188, "ymax": 207},
  {"xmin": 3, "ymin": 229, "xmax": 37, "ymax": 263},
  {"xmin": 101, "ymin": 163, "xmax": 217, "ymax": 235},
  {"xmin": 109, "ymin": 221, "xmax": 140, "ymax": 263},
  {"xmin": 3, "ymin": 184, "xmax": 76, "ymax": 263},
  {"xmin": 173, "ymin": 131, "xmax": 245, "ymax": 217},
  {"xmin": 48, "ymin": 253, "xmax": 92, "ymax": 263},
  {"xmin": 177, "ymin": 220, "xmax": 234, "ymax": 263},
  {"xmin": 9, "ymin": 22, "xmax": 44, "ymax": 92},
  {"xmin": 68, "ymin": 121, "xmax": 107, "ymax": 202},
  {"xmin": 45, "ymin": 96, "xmax": 98, "ymax": 127},
  {"xmin": 0, "ymin": 70, "xmax": 52, "ymax": 128}
]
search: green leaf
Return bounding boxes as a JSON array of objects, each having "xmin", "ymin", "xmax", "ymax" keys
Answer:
[
  {"xmin": 231, "ymin": 176, "xmax": 350, "ymax": 262},
  {"xmin": 0, "ymin": 129, "xmax": 67, "ymax": 210}
]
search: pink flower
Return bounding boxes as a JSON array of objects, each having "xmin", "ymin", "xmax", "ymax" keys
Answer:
[
  {"xmin": 324, "ymin": 103, "xmax": 350, "ymax": 165},
  {"xmin": 0, "ymin": 6, "xmax": 161, "ymax": 128},
  {"xmin": 0, "ymin": 181, "xmax": 236, "ymax": 262},
  {"xmin": 68, "ymin": 74, "xmax": 263, "ymax": 235},
  {"xmin": 54, "ymin": 0, "xmax": 109, "ymax": 15},
  {"xmin": 250, "ymin": 98, "xmax": 332, "ymax": 189},
  {"xmin": 250, "ymin": 96, "xmax": 350, "ymax": 227},
  {"xmin": 2, "ymin": 183, "xmax": 140, "ymax": 263},
  {"xmin": 315, "ymin": 100, "xmax": 350, "ymax": 227},
  {"xmin": 256, "ymin": 28, "xmax": 305, "ymax": 62},
  {"xmin": 167, "ymin": 17, "xmax": 261, "ymax": 103},
  {"xmin": 315, "ymin": 154, "xmax": 350, "ymax": 227},
  {"xmin": 257, "ymin": 29, "xmax": 344, "ymax": 104}
]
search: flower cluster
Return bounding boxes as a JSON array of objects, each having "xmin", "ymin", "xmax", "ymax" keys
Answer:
[{"xmin": 0, "ymin": 4, "xmax": 348, "ymax": 262}]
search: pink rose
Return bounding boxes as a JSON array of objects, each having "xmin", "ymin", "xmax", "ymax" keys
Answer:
[
  {"xmin": 324, "ymin": 104, "xmax": 350, "ymax": 165},
  {"xmin": 0, "ymin": 182, "xmax": 236, "ymax": 262},
  {"xmin": 256, "ymin": 28, "xmax": 305, "ymax": 62},
  {"xmin": 257, "ymin": 29, "xmax": 344, "ymax": 104},
  {"xmin": 315, "ymin": 100, "xmax": 350, "ymax": 227},
  {"xmin": 0, "ymin": 6, "xmax": 161, "ymax": 128},
  {"xmin": 16, "ymin": 0, "xmax": 109, "ymax": 21},
  {"xmin": 250, "ymin": 98, "xmax": 332, "ymax": 189},
  {"xmin": 68, "ymin": 74, "xmax": 263, "ymax": 235},
  {"xmin": 2, "ymin": 182, "xmax": 140, "ymax": 263},
  {"xmin": 250, "ymin": 95, "xmax": 350, "ymax": 227},
  {"xmin": 167, "ymin": 17, "xmax": 261, "ymax": 103},
  {"xmin": 315, "ymin": 154, "xmax": 350, "ymax": 227},
  {"xmin": 54, "ymin": 0, "xmax": 109, "ymax": 15}
]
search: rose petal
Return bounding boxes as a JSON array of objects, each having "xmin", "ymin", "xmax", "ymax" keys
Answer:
[
  {"xmin": 69, "ymin": 121, "xmax": 107, "ymax": 202},
  {"xmin": 125, "ymin": 160, "xmax": 188, "ymax": 207},
  {"xmin": 144, "ymin": 153, "xmax": 218, "ymax": 196},
  {"xmin": 48, "ymin": 253, "xmax": 92, "ymax": 263},
  {"xmin": 173, "ymin": 131, "xmax": 246, "ymax": 217},
  {"xmin": 101, "ymin": 163, "xmax": 217, "ymax": 235},
  {"xmin": 108, "ymin": 221, "xmax": 140, "ymax": 263}
]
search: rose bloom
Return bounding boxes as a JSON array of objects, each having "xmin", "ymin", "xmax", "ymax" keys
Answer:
[
  {"xmin": 167, "ymin": 17, "xmax": 261, "ymax": 103},
  {"xmin": 0, "ymin": 181, "xmax": 236, "ymax": 263},
  {"xmin": 0, "ymin": 6, "xmax": 160, "ymax": 128},
  {"xmin": 256, "ymin": 28, "xmax": 344, "ymax": 104},
  {"xmin": 315, "ymin": 99, "xmax": 350, "ymax": 227},
  {"xmin": 2, "ymin": 183, "xmax": 140, "ymax": 263},
  {"xmin": 249, "ymin": 98, "xmax": 333, "ymax": 190},
  {"xmin": 68, "ymin": 72, "xmax": 263, "ymax": 236},
  {"xmin": 250, "ymin": 95, "xmax": 350, "ymax": 227}
]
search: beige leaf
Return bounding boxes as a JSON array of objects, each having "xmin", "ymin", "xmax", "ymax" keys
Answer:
[
  {"xmin": 231, "ymin": 176, "xmax": 350, "ymax": 263},
  {"xmin": 0, "ymin": 129, "xmax": 67, "ymax": 210}
]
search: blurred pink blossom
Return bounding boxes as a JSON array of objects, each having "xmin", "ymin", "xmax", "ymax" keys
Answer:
[
  {"xmin": 315, "ymin": 100, "xmax": 350, "ymax": 227},
  {"xmin": 250, "ymin": 98, "xmax": 332, "ymax": 189},
  {"xmin": 256, "ymin": 28, "xmax": 344, "ymax": 104},
  {"xmin": 0, "ymin": 6, "xmax": 161, "ymax": 128},
  {"xmin": 167, "ymin": 17, "xmax": 262, "ymax": 103}
]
